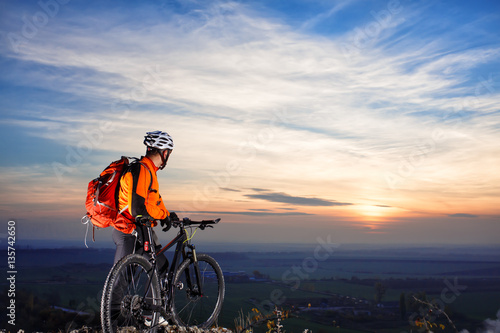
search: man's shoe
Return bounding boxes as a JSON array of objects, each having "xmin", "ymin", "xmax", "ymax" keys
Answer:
[
  {"xmin": 144, "ymin": 315, "xmax": 169, "ymax": 327},
  {"xmin": 158, "ymin": 316, "xmax": 169, "ymax": 326}
]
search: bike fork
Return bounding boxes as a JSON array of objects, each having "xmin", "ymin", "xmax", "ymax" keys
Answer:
[{"xmin": 187, "ymin": 244, "xmax": 204, "ymax": 297}]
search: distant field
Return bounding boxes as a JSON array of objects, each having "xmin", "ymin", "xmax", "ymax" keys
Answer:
[
  {"xmin": 221, "ymin": 253, "xmax": 500, "ymax": 280},
  {"xmin": 447, "ymin": 291, "xmax": 500, "ymax": 320},
  {"xmin": 221, "ymin": 279, "xmax": 500, "ymax": 332},
  {"xmin": 1, "ymin": 246, "xmax": 499, "ymax": 332},
  {"xmin": 9, "ymin": 247, "xmax": 500, "ymax": 279},
  {"xmin": 221, "ymin": 282, "xmax": 368, "ymax": 333}
]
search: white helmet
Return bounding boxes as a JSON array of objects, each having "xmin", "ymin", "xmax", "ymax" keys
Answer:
[{"xmin": 144, "ymin": 131, "xmax": 174, "ymax": 150}]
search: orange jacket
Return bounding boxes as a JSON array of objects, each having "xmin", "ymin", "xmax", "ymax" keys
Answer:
[{"xmin": 115, "ymin": 156, "xmax": 169, "ymax": 234}]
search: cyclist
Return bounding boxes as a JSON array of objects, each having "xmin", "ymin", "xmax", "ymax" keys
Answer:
[{"xmin": 112, "ymin": 130, "xmax": 176, "ymax": 276}]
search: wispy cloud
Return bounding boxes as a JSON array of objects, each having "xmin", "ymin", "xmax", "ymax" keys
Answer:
[
  {"xmin": 300, "ymin": 0, "xmax": 357, "ymax": 31},
  {"xmin": 448, "ymin": 213, "xmax": 479, "ymax": 218},
  {"xmin": 185, "ymin": 210, "xmax": 312, "ymax": 217},
  {"xmin": 248, "ymin": 188, "xmax": 271, "ymax": 192},
  {"xmin": 220, "ymin": 187, "xmax": 241, "ymax": 192},
  {"xmin": 245, "ymin": 191, "xmax": 353, "ymax": 207},
  {"xmin": 1, "ymin": 0, "xmax": 499, "ymax": 244}
]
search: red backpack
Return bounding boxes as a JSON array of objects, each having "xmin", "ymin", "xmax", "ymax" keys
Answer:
[{"xmin": 82, "ymin": 156, "xmax": 137, "ymax": 245}]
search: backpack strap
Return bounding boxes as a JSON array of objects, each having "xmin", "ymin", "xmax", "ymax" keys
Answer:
[
  {"xmin": 125, "ymin": 159, "xmax": 154, "ymax": 219},
  {"xmin": 81, "ymin": 215, "xmax": 92, "ymax": 248},
  {"xmin": 139, "ymin": 161, "xmax": 154, "ymax": 193},
  {"xmin": 118, "ymin": 205, "xmax": 129, "ymax": 215},
  {"xmin": 115, "ymin": 157, "xmax": 142, "ymax": 219}
]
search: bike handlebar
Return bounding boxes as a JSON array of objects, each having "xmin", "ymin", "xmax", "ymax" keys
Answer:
[
  {"xmin": 172, "ymin": 217, "xmax": 221, "ymax": 229},
  {"xmin": 136, "ymin": 215, "xmax": 220, "ymax": 230}
]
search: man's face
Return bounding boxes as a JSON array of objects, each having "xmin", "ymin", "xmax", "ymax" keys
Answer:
[
  {"xmin": 162, "ymin": 149, "xmax": 172, "ymax": 164},
  {"xmin": 158, "ymin": 149, "xmax": 172, "ymax": 170}
]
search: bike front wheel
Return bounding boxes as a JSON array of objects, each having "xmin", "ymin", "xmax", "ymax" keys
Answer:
[
  {"xmin": 101, "ymin": 254, "xmax": 161, "ymax": 333},
  {"xmin": 172, "ymin": 253, "xmax": 225, "ymax": 328}
]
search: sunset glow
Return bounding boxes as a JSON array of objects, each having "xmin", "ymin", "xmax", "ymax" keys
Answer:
[{"xmin": 1, "ymin": 0, "xmax": 499, "ymax": 246}]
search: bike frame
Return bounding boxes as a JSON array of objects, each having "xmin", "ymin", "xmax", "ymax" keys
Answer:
[{"xmin": 141, "ymin": 220, "xmax": 203, "ymax": 315}]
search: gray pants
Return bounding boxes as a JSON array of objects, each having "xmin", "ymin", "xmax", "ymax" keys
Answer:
[{"xmin": 112, "ymin": 227, "xmax": 168, "ymax": 274}]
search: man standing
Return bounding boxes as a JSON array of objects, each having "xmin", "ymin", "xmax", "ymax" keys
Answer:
[{"xmin": 112, "ymin": 130, "xmax": 175, "ymax": 274}]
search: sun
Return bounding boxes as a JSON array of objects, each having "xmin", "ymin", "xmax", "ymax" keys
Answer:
[
  {"xmin": 354, "ymin": 205, "xmax": 393, "ymax": 222},
  {"xmin": 346, "ymin": 204, "xmax": 411, "ymax": 231}
]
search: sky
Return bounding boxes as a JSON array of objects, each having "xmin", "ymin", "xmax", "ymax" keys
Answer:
[{"xmin": 0, "ymin": 0, "xmax": 499, "ymax": 248}]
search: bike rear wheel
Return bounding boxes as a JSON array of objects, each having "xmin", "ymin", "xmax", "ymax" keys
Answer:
[
  {"xmin": 101, "ymin": 254, "xmax": 161, "ymax": 333},
  {"xmin": 172, "ymin": 253, "xmax": 225, "ymax": 328}
]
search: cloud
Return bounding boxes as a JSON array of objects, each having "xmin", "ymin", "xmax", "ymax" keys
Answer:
[
  {"xmin": 220, "ymin": 187, "xmax": 241, "ymax": 192},
  {"xmin": 249, "ymin": 188, "xmax": 272, "ymax": 192},
  {"xmin": 184, "ymin": 210, "xmax": 312, "ymax": 217},
  {"xmin": 448, "ymin": 213, "xmax": 479, "ymax": 218},
  {"xmin": 4, "ymin": 1, "xmax": 500, "ymax": 175},
  {"xmin": 1, "ymin": 0, "xmax": 500, "ymax": 245},
  {"xmin": 245, "ymin": 191, "xmax": 353, "ymax": 207},
  {"xmin": 300, "ymin": 0, "xmax": 357, "ymax": 31}
]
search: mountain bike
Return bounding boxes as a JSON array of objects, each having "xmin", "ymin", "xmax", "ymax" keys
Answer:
[{"xmin": 100, "ymin": 216, "xmax": 225, "ymax": 332}]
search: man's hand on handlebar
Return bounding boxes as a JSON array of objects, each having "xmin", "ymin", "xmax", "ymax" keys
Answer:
[
  {"xmin": 169, "ymin": 211, "xmax": 179, "ymax": 222},
  {"xmin": 160, "ymin": 217, "xmax": 171, "ymax": 232},
  {"xmin": 160, "ymin": 211, "xmax": 179, "ymax": 232}
]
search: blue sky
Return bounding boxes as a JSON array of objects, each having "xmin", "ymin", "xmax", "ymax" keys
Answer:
[{"xmin": 0, "ymin": 0, "xmax": 499, "ymax": 247}]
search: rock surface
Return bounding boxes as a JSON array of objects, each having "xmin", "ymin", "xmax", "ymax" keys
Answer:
[{"xmin": 69, "ymin": 326, "xmax": 234, "ymax": 333}]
